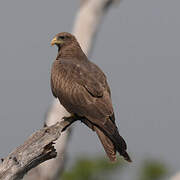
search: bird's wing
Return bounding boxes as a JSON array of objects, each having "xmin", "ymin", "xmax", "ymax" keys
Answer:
[
  {"xmin": 60, "ymin": 59, "xmax": 106, "ymax": 98},
  {"xmin": 88, "ymin": 61, "xmax": 111, "ymax": 96},
  {"xmin": 51, "ymin": 58, "xmax": 114, "ymax": 119}
]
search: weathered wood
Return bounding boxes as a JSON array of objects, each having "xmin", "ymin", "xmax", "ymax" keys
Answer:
[{"xmin": 0, "ymin": 121, "xmax": 69, "ymax": 180}]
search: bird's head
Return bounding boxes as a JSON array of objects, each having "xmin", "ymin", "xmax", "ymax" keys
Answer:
[
  {"xmin": 51, "ymin": 32, "xmax": 76, "ymax": 48},
  {"xmin": 51, "ymin": 32, "xmax": 85, "ymax": 59}
]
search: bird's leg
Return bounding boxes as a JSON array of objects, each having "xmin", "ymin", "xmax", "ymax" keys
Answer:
[
  {"xmin": 61, "ymin": 114, "xmax": 79, "ymax": 132},
  {"xmin": 62, "ymin": 115, "xmax": 94, "ymax": 132}
]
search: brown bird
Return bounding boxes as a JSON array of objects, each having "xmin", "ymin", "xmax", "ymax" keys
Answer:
[{"xmin": 50, "ymin": 32, "xmax": 131, "ymax": 162}]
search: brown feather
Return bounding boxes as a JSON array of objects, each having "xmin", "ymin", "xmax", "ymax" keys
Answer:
[
  {"xmin": 94, "ymin": 126, "xmax": 116, "ymax": 162},
  {"xmin": 51, "ymin": 32, "xmax": 131, "ymax": 162},
  {"xmin": 86, "ymin": 116, "xmax": 132, "ymax": 162}
]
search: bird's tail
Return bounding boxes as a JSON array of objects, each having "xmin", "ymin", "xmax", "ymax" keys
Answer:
[
  {"xmin": 112, "ymin": 128, "xmax": 132, "ymax": 162},
  {"xmin": 94, "ymin": 126, "xmax": 116, "ymax": 161},
  {"xmin": 92, "ymin": 117, "xmax": 132, "ymax": 162}
]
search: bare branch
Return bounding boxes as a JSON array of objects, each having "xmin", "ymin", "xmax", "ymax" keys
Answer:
[{"xmin": 0, "ymin": 122, "xmax": 68, "ymax": 180}]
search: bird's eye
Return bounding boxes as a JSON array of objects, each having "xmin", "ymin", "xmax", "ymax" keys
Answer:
[{"xmin": 59, "ymin": 36, "xmax": 65, "ymax": 40}]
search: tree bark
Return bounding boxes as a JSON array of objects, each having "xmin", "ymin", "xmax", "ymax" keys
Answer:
[{"xmin": 0, "ymin": 122, "xmax": 69, "ymax": 180}]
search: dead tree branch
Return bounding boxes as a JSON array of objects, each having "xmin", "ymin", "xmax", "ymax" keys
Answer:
[{"xmin": 0, "ymin": 121, "xmax": 69, "ymax": 180}]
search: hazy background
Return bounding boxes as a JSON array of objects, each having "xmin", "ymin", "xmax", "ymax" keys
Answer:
[{"xmin": 0, "ymin": 0, "xmax": 179, "ymax": 179}]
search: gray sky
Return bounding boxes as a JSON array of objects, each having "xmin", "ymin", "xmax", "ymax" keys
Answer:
[{"xmin": 0, "ymin": 0, "xmax": 180, "ymax": 179}]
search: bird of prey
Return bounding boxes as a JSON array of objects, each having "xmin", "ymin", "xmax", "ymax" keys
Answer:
[{"xmin": 50, "ymin": 32, "xmax": 131, "ymax": 162}]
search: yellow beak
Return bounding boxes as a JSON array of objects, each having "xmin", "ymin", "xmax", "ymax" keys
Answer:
[
  {"xmin": 51, "ymin": 37, "xmax": 64, "ymax": 46},
  {"xmin": 51, "ymin": 37, "xmax": 58, "ymax": 46}
]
